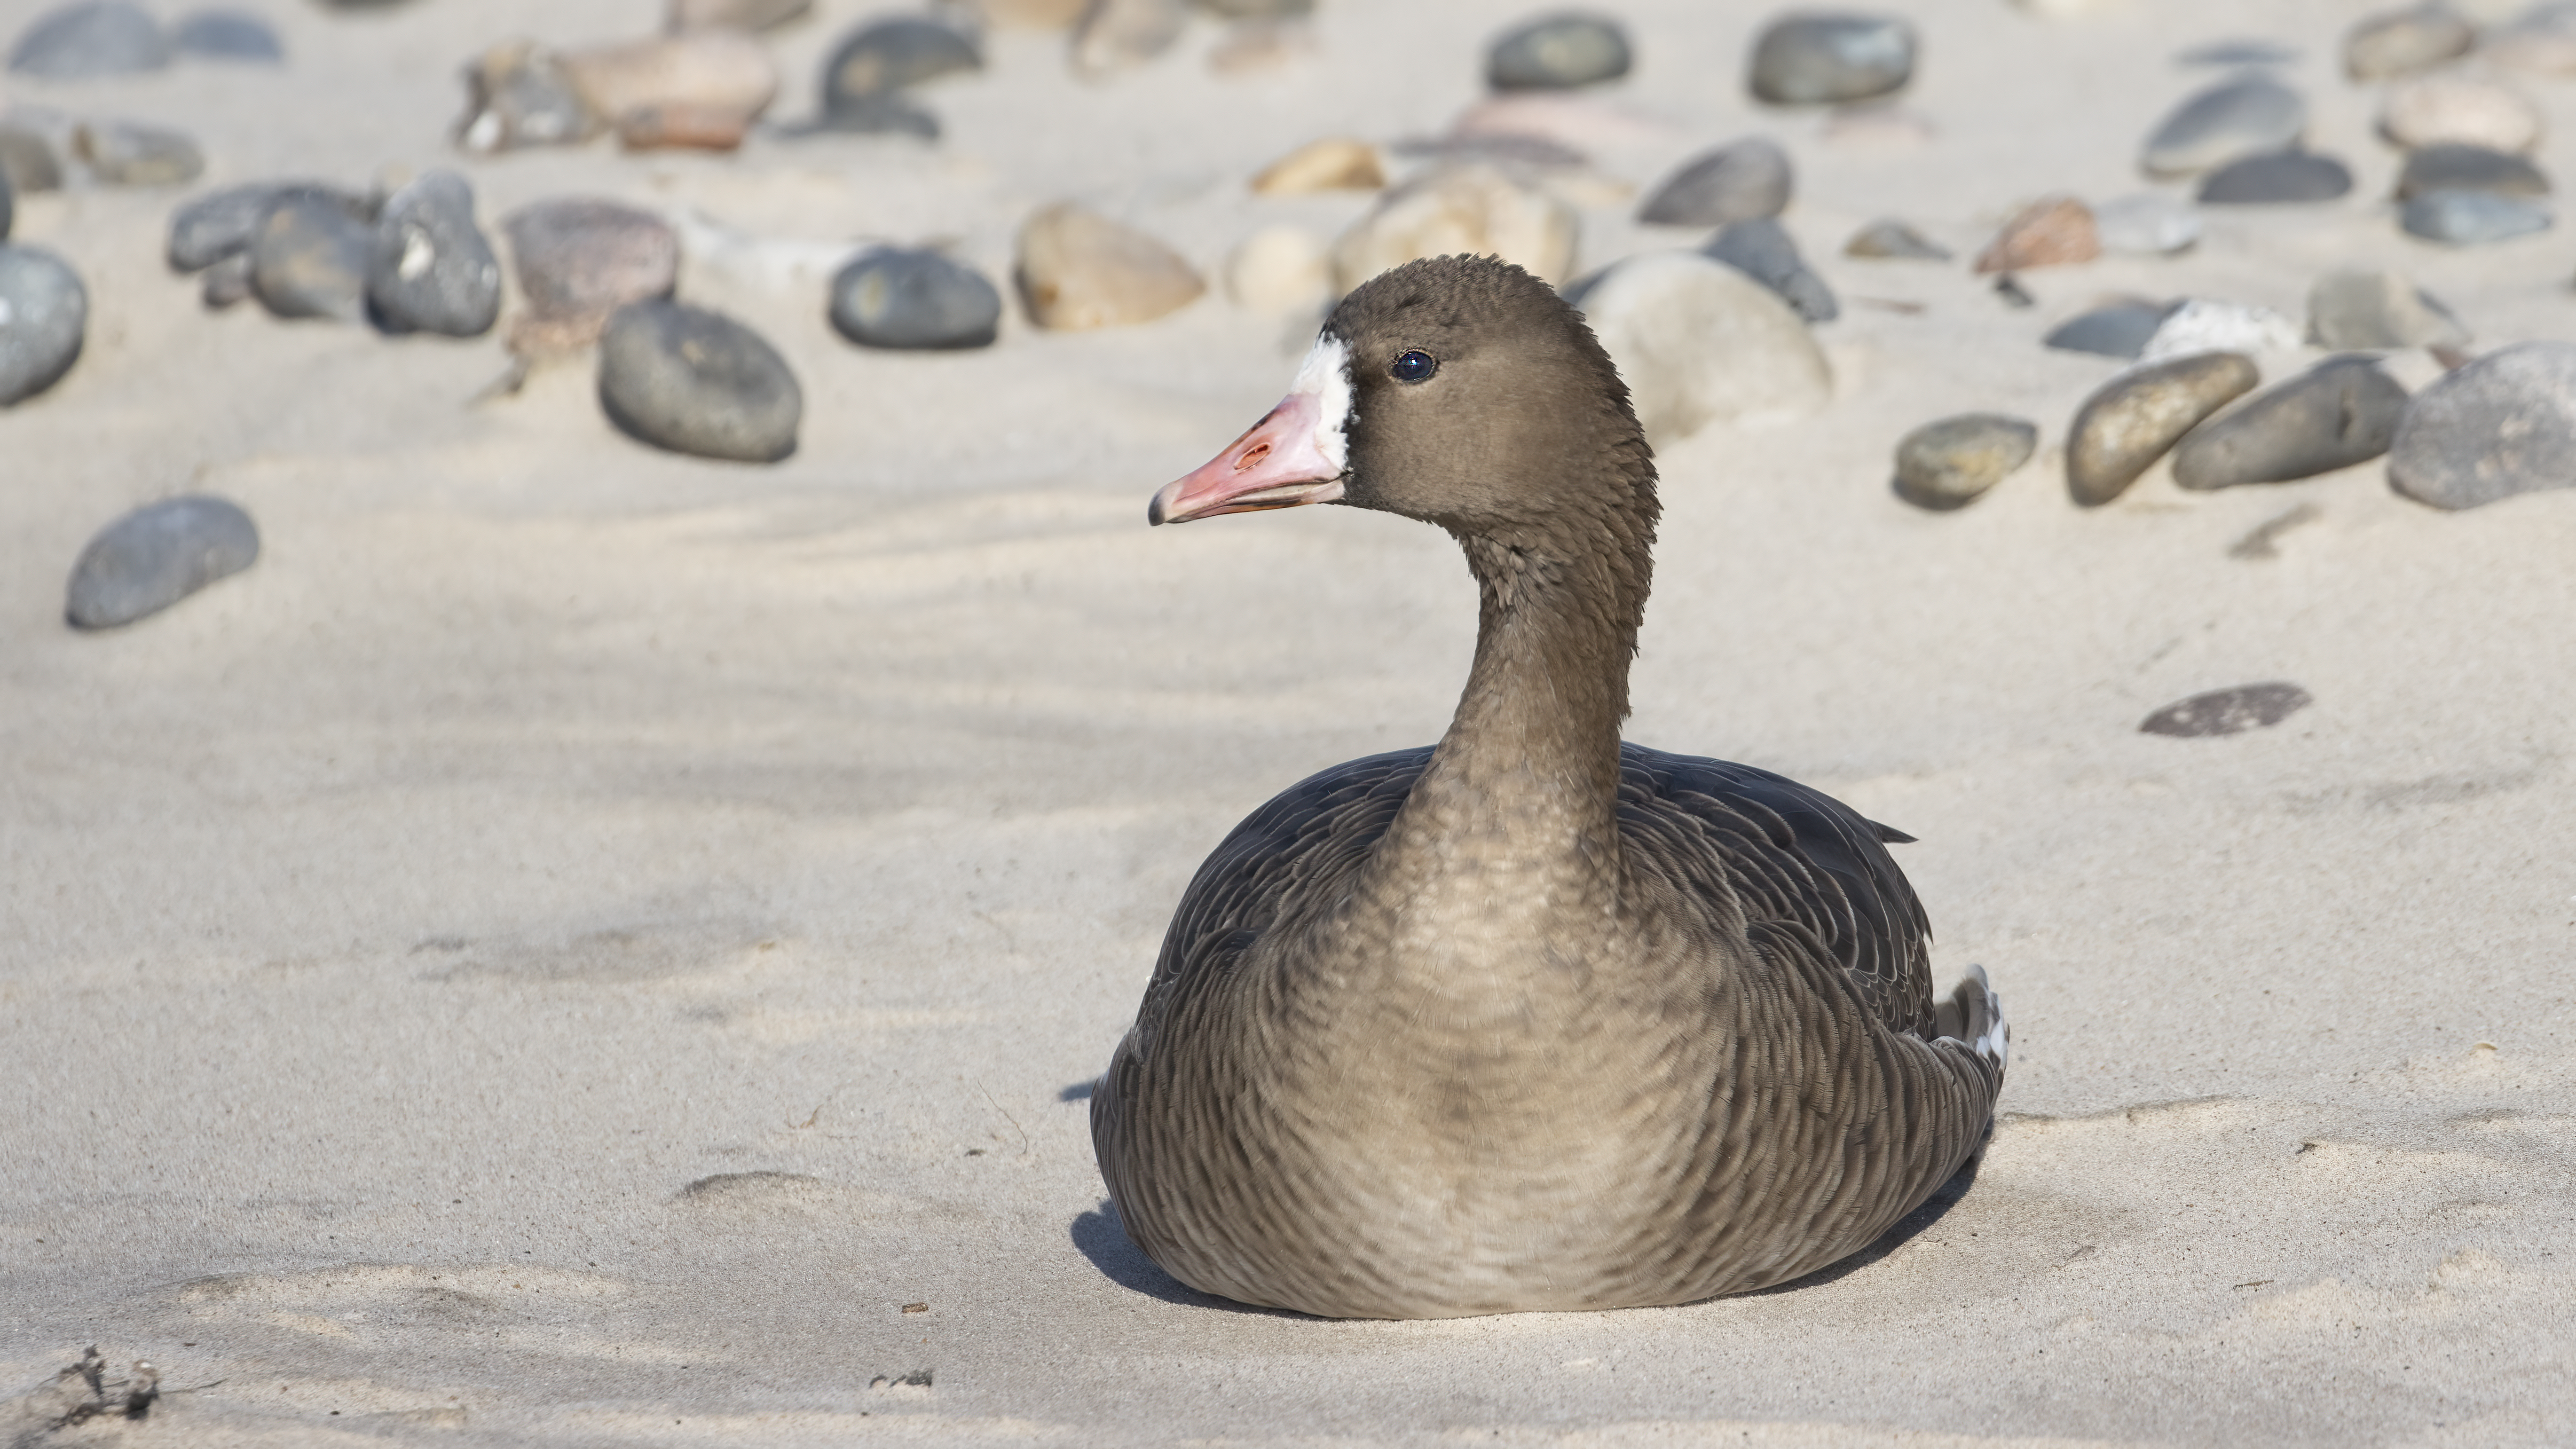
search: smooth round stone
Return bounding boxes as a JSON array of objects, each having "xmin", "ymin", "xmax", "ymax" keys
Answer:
[
  {"xmin": 598, "ymin": 299, "xmax": 802, "ymax": 463},
  {"xmin": 2092, "ymin": 193, "xmax": 2202, "ymax": 255},
  {"xmin": 1019, "ymin": 202, "xmax": 1206, "ymax": 329},
  {"xmin": 1251, "ymin": 137, "xmax": 1384, "ymax": 195},
  {"xmin": 502, "ymin": 199, "xmax": 680, "ymax": 354},
  {"xmin": 65, "ymin": 496, "xmax": 258, "ymax": 630},
  {"xmin": 2395, "ymin": 144, "xmax": 2549, "ymax": 201},
  {"xmin": 250, "ymin": 197, "xmax": 373, "ymax": 322},
  {"xmin": 2171, "ymin": 357, "xmax": 2408, "ymax": 490},
  {"xmin": 366, "ymin": 171, "xmax": 499, "ymax": 337},
  {"xmin": 669, "ymin": 0, "xmax": 812, "ymax": 31},
  {"xmin": 2401, "ymin": 189, "xmax": 2552, "ymax": 244},
  {"xmin": 0, "ymin": 244, "xmax": 87, "ymax": 405},
  {"xmin": 1487, "ymin": 12, "xmax": 1630, "ymax": 91},
  {"xmin": 2140, "ymin": 76, "xmax": 2305, "ymax": 179},
  {"xmin": 2380, "ymin": 75, "xmax": 2541, "ymax": 154},
  {"xmin": 171, "ymin": 9, "xmax": 282, "ymax": 62},
  {"xmin": 1569, "ymin": 251, "xmax": 1830, "ymax": 446},
  {"xmin": 168, "ymin": 181, "xmax": 368, "ymax": 272},
  {"xmin": 1973, "ymin": 195, "xmax": 2097, "ymax": 273},
  {"xmin": 1747, "ymin": 12, "xmax": 1915, "ymax": 106},
  {"xmin": 2137, "ymin": 299, "xmax": 2300, "ymax": 364},
  {"xmin": 2139, "ymin": 683, "xmax": 2311, "ymax": 738},
  {"xmin": 2197, "ymin": 150, "xmax": 2351, "ymax": 205},
  {"xmin": 2043, "ymin": 300, "xmax": 2170, "ymax": 360},
  {"xmin": 824, "ymin": 16, "xmax": 979, "ymax": 104},
  {"xmin": 8, "ymin": 0, "xmax": 167, "ymax": 77},
  {"xmin": 1703, "ymin": 216, "xmax": 1835, "ymax": 323},
  {"xmin": 1892, "ymin": 413, "xmax": 2038, "ymax": 511},
  {"xmin": 199, "ymin": 250, "xmax": 252, "ymax": 308},
  {"xmin": 1637, "ymin": 136, "xmax": 1790, "ymax": 227},
  {"xmin": 827, "ymin": 247, "xmax": 1000, "ymax": 349},
  {"xmin": 1071, "ymin": 0, "xmax": 1186, "ymax": 76},
  {"xmin": 2387, "ymin": 341, "xmax": 2576, "ymax": 509},
  {"xmin": 2344, "ymin": 6, "xmax": 2472, "ymax": 80},
  {"xmin": 1223, "ymin": 225, "xmax": 1328, "ymax": 318},
  {"xmin": 0, "ymin": 124, "xmax": 63, "ymax": 194},
  {"xmin": 1329, "ymin": 164, "xmax": 1574, "ymax": 296},
  {"xmin": 2065, "ymin": 350, "xmax": 2260, "ymax": 506},
  {"xmin": 2307, "ymin": 270, "xmax": 2467, "ymax": 350},
  {"xmin": 72, "ymin": 121, "xmax": 203, "ymax": 187},
  {"xmin": 1842, "ymin": 217, "xmax": 1948, "ymax": 259},
  {"xmin": 457, "ymin": 40, "xmax": 602, "ymax": 154}
]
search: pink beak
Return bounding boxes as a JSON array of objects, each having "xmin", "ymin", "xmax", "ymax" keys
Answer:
[{"xmin": 1149, "ymin": 391, "xmax": 1347, "ymax": 526}]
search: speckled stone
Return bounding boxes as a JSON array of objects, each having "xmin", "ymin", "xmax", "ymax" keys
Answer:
[
  {"xmin": 2066, "ymin": 350, "xmax": 2260, "ymax": 506},
  {"xmin": 1487, "ymin": 12, "xmax": 1631, "ymax": 91},
  {"xmin": 2344, "ymin": 5, "xmax": 2473, "ymax": 80},
  {"xmin": 8, "ymin": 1, "xmax": 168, "ymax": 77},
  {"xmin": 2306, "ymin": 270, "xmax": 2468, "ymax": 350},
  {"xmin": 64, "ymin": 496, "xmax": 258, "ymax": 630},
  {"xmin": 1747, "ymin": 12, "xmax": 1915, "ymax": 106},
  {"xmin": 2394, "ymin": 143, "xmax": 2549, "ymax": 202},
  {"xmin": 1974, "ymin": 195, "xmax": 2098, "ymax": 273},
  {"xmin": 1842, "ymin": 217, "xmax": 1948, "ymax": 259},
  {"xmin": 598, "ymin": 299, "xmax": 802, "ymax": 463},
  {"xmin": 0, "ymin": 244, "xmax": 87, "ymax": 405},
  {"xmin": 250, "ymin": 196, "xmax": 374, "ymax": 322},
  {"xmin": 501, "ymin": 198, "xmax": 680, "ymax": 354},
  {"xmin": 1703, "ymin": 216, "xmax": 1835, "ymax": 323},
  {"xmin": 2387, "ymin": 341, "xmax": 2576, "ymax": 509},
  {"xmin": 2139, "ymin": 683, "xmax": 2312, "ymax": 737},
  {"xmin": 2171, "ymin": 356, "xmax": 2409, "ymax": 489},
  {"xmin": 171, "ymin": 9, "xmax": 282, "ymax": 62},
  {"xmin": 1892, "ymin": 413, "xmax": 2038, "ymax": 511},
  {"xmin": 2043, "ymin": 300, "xmax": 2170, "ymax": 360},
  {"xmin": 1637, "ymin": 137, "xmax": 1790, "ymax": 227},
  {"xmin": 168, "ymin": 182, "xmax": 371, "ymax": 272},
  {"xmin": 2401, "ymin": 189, "xmax": 2552, "ymax": 244},
  {"xmin": 828, "ymin": 247, "xmax": 1001, "ymax": 349},
  {"xmin": 367, "ymin": 170, "xmax": 500, "ymax": 337},
  {"xmin": 73, "ymin": 120, "xmax": 204, "ymax": 186},
  {"xmin": 2197, "ymin": 151, "xmax": 2351, "ymax": 205},
  {"xmin": 2141, "ymin": 76, "xmax": 2305, "ymax": 178}
]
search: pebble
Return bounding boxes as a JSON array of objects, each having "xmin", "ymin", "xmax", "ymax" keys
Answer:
[
  {"xmin": 809, "ymin": 93, "xmax": 939, "ymax": 139},
  {"xmin": 669, "ymin": 0, "xmax": 812, "ymax": 31},
  {"xmin": 828, "ymin": 247, "xmax": 1001, "ymax": 349},
  {"xmin": 1486, "ymin": 12, "xmax": 1630, "ymax": 91},
  {"xmin": 251, "ymin": 197, "xmax": 373, "ymax": 322},
  {"xmin": 1017, "ymin": 202, "xmax": 1206, "ymax": 329},
  {"xmin": 563, "ymin": 30, "xmax": 779, "ymax": 146},
  {"xmin": 501, "ymin": 198, "xmax": 680, "ymax": 355},
  {"xmin": 2171, "ymin": 357, "xmax": 2409, "ymax": 490},
  {"xmin": 199, "ymin": 250, "xmax": 251, "ymax": 307},
  {"xmin": 0, "ymin": 123, "xmax": 64, "ymax": 194},
  {"xmin": 2140, "ymin": 76, "xmax": 2305, "ymax": 179},
  {"xmin": 2306, "ymin": 270, "xmax": 2467, "ymax": 350},
  {"xmin": 2487, "ymin": 3, "xmax": 2576, "ymax": 76},
  {"xmin": 1747, "ymin": 12, "xmax": 1916, "ymax": 106},
  {"xmin": 0, "ymin": 244, "xmax": 87, "ymax": 405},
  {"xmin": 1974, "ymin": 195, "xmax": 2098, "ymax": 274},
  {"xmin": 2401, "ymin": 189, "xmax": 2552, "ymax": 244},
  {"xmin": 1892, "ymin": 413, "xmax": 2038, "ymax": 511},
  {"xmin": 1842, "ymin": 217, "xmax": 1948, "ymax": 259},
  {"xmin": 457, "ymin": 40, "xmax": 603, "ymax": 153},
  {"xmin": 168, "ymin": 182, "xmax": 370, "ymax": 272},
  {"xmin": 366, "ymin": 170, "xmax": 500, "ymax": 338},
  {"xmin": 2092, "ymin": 193, "xmax": 2203, "ymax": 255},
  {"xmin": 1251, "ymin": 137, "xmax": 1384, "ymax": 194},
  {"xmin": 2395, "ymin": 143, "xmax": 2549, "ymax": 202},
  {"xmin": 2387, "ymin": 341, "xmax": 2576, "ymax": 509},
  {"xmin": 1568, "ymin": 251, "xmax": 1830, "ymax": 445},
  {"xmin": 1071, "ymin": 0, "xmax": 1187, "ymax": 76},
  {"xmin": 171, "ymin": 9, "xmax": 282, "ymax": 62},
  {"xmin": 2197, "ymin": 151, "xmax": 2352, "ymax": 205},
  {"xmin": 598, "ymin": 299, "xmax": 802, "ymax": 463},
  {"xmin": 64, "ymin": 496, "xmax": 259, "ymax": 630},
  {"xmin": 2344, "ymin": 5, "xmax": 2473, "ymax": 80},
  {"xmin": 2172, "ymin": 38, "xmax": 2299, "ymax": 66},
  {"xmin": 8, "ymin": 0, "xmax": 168, "ymax": 77},
  {"xmin": 1703, "ymin": 217, "xmax": 1835, "ymax": 323},
  {"xmin": 1637, "ymin": 137, "xmax": 1791, "ymax": 227},
  {"xmin": 822, "ymin": 17, "xmax": 980, "ymax": 112},
  {"xmin": 1329, "ymin": 163, "xmax": 1576, "ymax": 295},
  {"xmin": 2065, "ymin": 350, "xmax": 2259, "ymax": 506},
  {"xmin": 2139, "ymin": 683, "xmax": 2313, "ymax": 738},
  {"xmin": 2138, "ymin": 299, "xmax": 2301, "ymax": 363},
  {"xmin": 2380, "ymin": 74, "xmax": 2541, "ymax": 154},
  {"xmin": 2043, "ymin": 300, "xmax": 2170, "ymax": 360},
  {"xmin": 72, "ymin": 121, "xmax": 204, "ymax": 187},
  {"xmin": 1224, "ymin": 225, "xmax": 1329, "ymax": 318}
]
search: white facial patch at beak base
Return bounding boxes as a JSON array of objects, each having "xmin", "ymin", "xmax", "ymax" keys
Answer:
[
  {"xmin": 1148, "ymin": 331, "xmax": 1356, "ymax": 525},
  {"xmin": 1290, "ymin": 332, "xmax": 1353, "ymax": 474}
]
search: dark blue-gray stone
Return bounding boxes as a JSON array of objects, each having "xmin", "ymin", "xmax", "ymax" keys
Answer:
[
  {"xmin": 2140, "ymin": 683, "xmax": 2312, "ymax": 737},
  {"xmin": 1487, "ymin": 12, "xmax": 1631, "ymax": 91},
  {"xmin": 823, "ymin": 17, "xmax": 978, "ymax": 104},
  {"xmin": 1843, "ymin": 217, "xmax": 1948, "ymax": 260},
  {"xmin": 171, "ymin": 9, "xmax": 281, "ymax": 61},
  {"xmin": 1704, "ymin": 217, "xmax": 1836, "ymax": 323},
  {"xmin": 2043, "ymin": 300, "xmax": 2173, "ymax": 360},
  {"xmin": 599, "ymin": 299, "xmax": 802, "ymax": 463},
  {"xmin": 169, "ymin": 181, "xmax": 370, "ymax": 271},
  {"xmin": 2171, "ymin": 356, "xmax": 2408, "ymax": 489},
  {"xmin": 367, "ymin": 170, "xmax": 499, "ymax": 337},
  {"xmin": 1638, "ymin": 137, "xmax": 1790, "ymax": 227},
  {"xmin": 8, "ymin": 1, "xmax": 168, "ymax": 77},
  {"xmin": 2401, "ymin": 189, "xmax": 2552, "ymax": 244},
  {"xmin": 828, "ymin": 248, "xmax": 1000, "ymax": 350},
  {"xmin": 2388, "ymin": 341, "xmax": 2576, "ymax": 510},
  {"xmin": 2197, "ymin": 151, "xmax": 2351, "ymax": 204},
  {"xmin": 0, "ymin": 244, "xmax": 86, "ymax": 405},
  {"xmin": 1893, "ymin": 413, "xmax": 2038, "ymax": 511},
  {"xmin": 1747, "ymin": 12, "xmax": 1915, "ymax": 106},
  {"xmin": 2395, "ymin": 144, "xmax": 2548, "ymax": 202},
  {"xmin": 66, "ymin": 496, "xmax": 259, "ymax": 630},
  {"xmin": 2141, "ymin": 76, "xmax": 2305, "ymax": 178},
  {"xmin": 73, "ymin": 120, "xmax": 205, "ymax": 187},
  {"xmin": 251, "ymin": 196, "xmax": 373, "ymax": 322}
]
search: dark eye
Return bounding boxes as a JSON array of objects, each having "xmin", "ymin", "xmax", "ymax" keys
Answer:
[{"xmin": 1390, "ymin": 350, "xmax": 1437, "ymax": 383}]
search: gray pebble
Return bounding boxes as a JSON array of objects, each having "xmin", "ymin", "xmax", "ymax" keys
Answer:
[
  {"xmin": 2174, "ymin": 39, "xmax": 2298, "ymax": 66},
  {"xmin": 251, "ymin": 196, "xmax": 373, "ymax": 322},
  {"xmin": 598, "ymin": 299, "xmax": 802, "ymax": 463},
  {"xmin": 809, "ymin": 92, "xmax": 939, "ymax": 139},
  {"xmin": 2306, "ymin": 270, "xmax": 2466, "ymax": 350},
  {"xmin": 366, "ymin": 170, "xmax": 499, "ymax": 337},
  {"xmin": 2171, "ymin": 356, "xmax": 2409, "ymax": 490},
  {"xmin": 1893, "ymin": 413, "xmax": 2037, "ymax": 511},
  {"xmin": 0, "ymin": 244, "xmax": 86, "ymax": 405},
  {"xmin": 0, "ymin": 123, "xmax": 63, "ymax": 194},
  {"xmin": 2344, "ymin": 6, "xmax": 2471, "ymax": 82},
  {"xmin": 2066, "ymin": 350, "xmax": 2259, "ymax": 506},
  {"xmin": 65, "ymin": 496, "xmax": 258, "ymax": 630},
  {"xmin": 1842, "ymin": 217, "xmax": 1948, "ymax": 260},
  {"xmin": 2140, "ymin": 76, "xmax": 2305, "ymax": 179},
  {"xmin": 2394, "ymin": 143, "xmax": 2548, "ymax": 202},
  {"xmin": 503, "ymin": 199, "xmax": 680, "ymax": 354},
  {"xmin": 2196, "ymin": 150, "xmax": 2351, "ymax": 205},
  {"xmin": 1704, "ymin": 217, "xmax": 1835, "ymax": 323},
  {"xmin": 169, "ymin": 182, "xmax": 370, "ymax": 272},
  {"xmin": 2140, "ymin": 682, "xmax": 2312, "ymax": 738},
  {"xmin": 199, "ymin": 249, "xmax": 252, "ymax": 308},
  {"xmin": 73, "ymin": 120, "xmax": 204, "ymax": 187},
  {"xmin": 171, "ymin": 9, "xmax": 283, "ymax": 62},
  {"xmin": 8, "ymin": 1, "xmax": 168, "ymax": 77},
  {"xmin": 1638, "ymin": 137, "xmax": 1790, "ymax": 227},
  {"xmin": 2092, "ymin": 193, "xmax": 2203, "ymax": 255},
  {"xmin": 2387, "ymin": 341, "xmax": 2576, "ymax": 510},
  {"xmin": 1488, "ymin": 12, "xmax": 1631, "ymax": 91},
  {"xmin": 1747, "ymin": 12, "xmax": 1915, "ymax": 107},
  {"xmin": 828, "ymin": 248, "xmax": 1001, "ymax": 350},
  {"xmin": 2043, "ymin": 300, "xmax": 2172, "ymax": 360},
  {"xmin": 823, "ymin": 17, "xmax": 978, "ymax": 107},
  {"xmin": 2400, "ymin": 189, "xmax": 2552, "ymax": 244}
]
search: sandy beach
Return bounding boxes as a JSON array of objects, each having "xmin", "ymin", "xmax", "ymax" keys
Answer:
[{"xmin": 5, "ymin": 0, "xmax": 2576, "ymax": 1442}]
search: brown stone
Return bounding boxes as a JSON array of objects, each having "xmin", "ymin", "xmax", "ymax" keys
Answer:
[
  {"xmin": 617, "ymin": 102, "xmax": 753, "ymax": 150},
  {"xmin": 2065, "ymin": 351, "xmax": 2260, "ymax": 506},
  {"xmin": 1251, "ymin": 137, "xmax": 1384, "ymax": 195},
  {"xmin": 1974, "ymin": 196, "xmax": 2099, "ymax": 274},
  {"xmin": 1015, "ymin": 204, "xmax": 1205, "ymax": 330},
  {"xmin": 501, "ymin": 198, "xmax": 682, "ymax": 356},
  {"xmin": 560, "ymin": 30, "xmax": 778, "ymax": 132}
]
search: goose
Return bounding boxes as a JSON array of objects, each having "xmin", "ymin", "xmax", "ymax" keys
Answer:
[{"xmin": 1093, "ymin": 255, "xmax": 2006, "ymax": 1320}]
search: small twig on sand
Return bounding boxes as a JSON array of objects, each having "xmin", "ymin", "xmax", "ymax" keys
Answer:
[{"xmin": 980, "ymin": 1084, "xmax": 1030, "ymax": 1156}]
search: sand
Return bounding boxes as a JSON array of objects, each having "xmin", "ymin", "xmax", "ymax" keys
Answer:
[{"xmin": 5, "ymin": 0, "xmax": 2576, "ymax": 1442}]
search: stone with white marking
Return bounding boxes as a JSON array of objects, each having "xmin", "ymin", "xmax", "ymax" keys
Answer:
[
  {"xmin": 367, "ymin": 171, "xmax": 500, "ymax": 337},
  {"xmin": 2140, "ymin": 683, "xmax": 2312, "ymax": 737}
]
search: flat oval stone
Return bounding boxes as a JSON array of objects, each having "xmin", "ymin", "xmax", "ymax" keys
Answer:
[
  {"xmin": 1892, "ymin": 413, "xmax": 2038, "ymax": 510},
  {"xmin": 169, "ymin": 181, "xmax": 369, "ymax": 272},
  {"xmin": 1974, "ymin": 195, "xmax": 2098, "ymax": 273},
  {"xmin": 65, "ymin": 495, "xmax": 258, "ymax": 630},
  {"xmin": 824, "ymin": 16, "xmax": 979, "ymax": 105},
  {"xmin": 73, "ymin": 121, "xmax": 204, "ymax": 187},
  {"xmin": 2066, "ymin": 350, "xmax": 2259, "ymax": 506},
  {"xmin": 1251, "ymin": 137, "xmax": 1384, "ymax": 195},
  {"xmin": 2401, "ymin": 189, "xmax": 2552, "ymax": 244},
  {"xmin": 2197, "ymin": 151, "xmax": 2352, "ymax": 205},
  {"xmin": 2137, "ymin": 299, "xmax": 2300, "ymax": 365},
  {"xmin": 8, "ymin": 0, "xmax": 168, "ymax": 77},
  {"xmin": 1703, "ymin": 216, "xmax": 1835, "ymax": 323},
  {"xmin": 1842, "ymin": 217, "xmax": 1948, "ymax": 259},
  {"xmin": 2044, "ymin": 300, "xmax": 2171, "ymax": 360},
  {"xmin": 2344, "ymin": 5, "xmax": 2472, "ymax": 80},
  {"xmin": 1748, "ymin": 12, "xmax": 1915, "ymax": 106},
  {"xmin": 2140, "ymin": 682, "xmax": 2312, "ymax": 738},
  {"xmin": 2306, "ymin": 270, "xmax": 2466, "ymax": 350},
  {"xmin": 2171, "ymin": 356, "xmax": 2409, "ymax": 489},
  {"xmin": 2141, "ymin": 76, "xmax": 2305, "ymax": 178},
  {"xmin": 828, "ymin": 247, "xmax": 1000, "ymax": 349},
  {"xmin": 251, "ymin": 197, "xmax": 373, "ymax": 322},
  {"xmin": 2380, "ymin": 74, "xmax": 2541, "ymax": 153},
  {"xmin": 501, "ymin": 199, "xmax": 679, "ymax": 354},
  {"xmin": 563, "ymin": 30, "xmax": 778, "ymax": 133},
  {"xmin": 2387, "ymin": 340, "xmax": 2576, "ymax": 509},
  {"xmin": 1638, "ymin": 136, "xmax": 1790, "ymax": 227},
  {"xmin": 1330, "ymin": 164, "xmax": 1573, "ymax": 295},
  {"xmin": 0, "ymin": 244, "xmax": 87, "ymax": 405},
  {"xmin": 2092, "ymin": 192, "xmax": 2203, "ymax": 254},
  {"xmin": 171, "ymin": 9, "xmax": 282, "ymax": 62},
  {"xmin": 1487, "ymin": 12, "xmax": 1630, "ymax": 91},
  {"xmin": 2394, "ymin": 143, "xmax": 2549, "ymax": 201},
  {"xmin": 1571, "ymin": 250, "xmax": 1830, "ymax": 446},
  {"xmin": 598, "ymin": 299, "xmax": 802, "ymax": 463},
  {"xmin": 367, "ymin": 170, "xmax": 500, "ymax": 337}
]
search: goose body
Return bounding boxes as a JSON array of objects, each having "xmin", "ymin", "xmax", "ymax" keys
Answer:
[{"xmin": 1094, "ymin": 256, "xmax": 2005, "ymax": 1320}]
